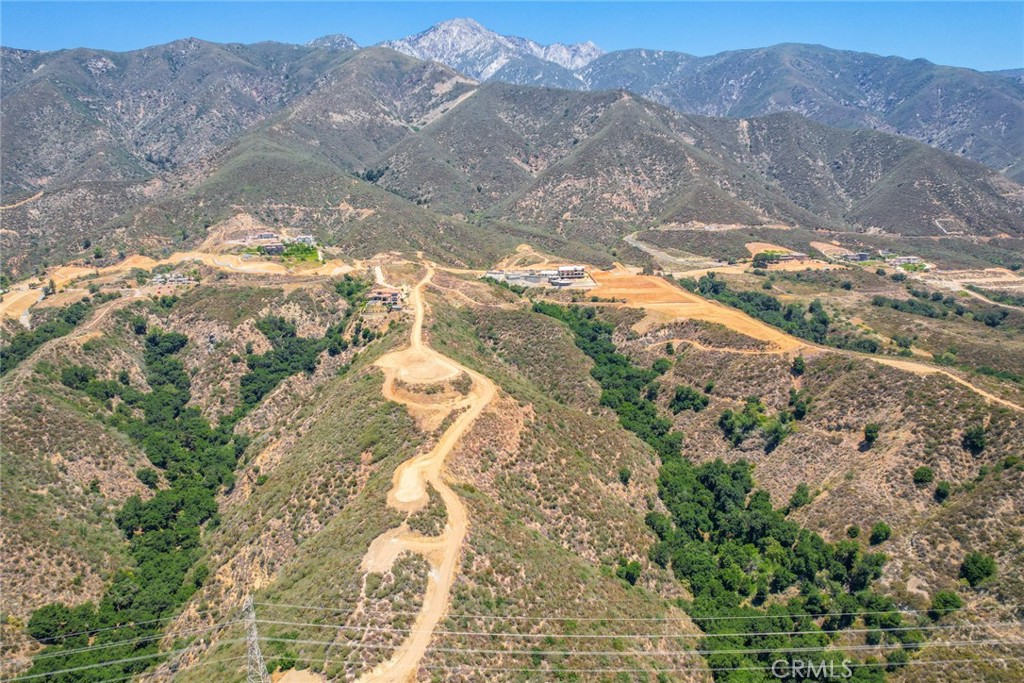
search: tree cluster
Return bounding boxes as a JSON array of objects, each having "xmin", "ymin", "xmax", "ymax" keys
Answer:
[
  {"xmin": 683, "ymin": 273, "xmax": 879, "ymax": 353},
  {"xmin": 28, "ymin": 328, "xmax": 244, "ymax": 681},
  {"xmin": 534, "ymin": 302, "xmax": 913, "ymax": 682}
]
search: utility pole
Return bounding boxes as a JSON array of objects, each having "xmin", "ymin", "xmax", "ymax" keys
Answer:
[{"xmin": 244, "ymin": 595, "xmax": 270, "ymax": 683}]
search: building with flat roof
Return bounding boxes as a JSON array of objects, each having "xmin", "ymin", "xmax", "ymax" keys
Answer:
[
  {"xmin": 369, "ymin": 286, "xmax": 403, "ymax": 306},
  {"xmin": 777, "ymin": 252, "xmax": 808, "ymax": 262},
  {"xmin": 557, "ymin": 265, "xmax": 586, "ymax": 279}
]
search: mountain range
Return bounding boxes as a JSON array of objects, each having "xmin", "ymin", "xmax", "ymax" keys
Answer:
[
  {"xmin": 1, "ymin": 20, "xmax": 1022, "ymax": 276},
  {"xmin": 382, "ymin": 19, "xmax": 1024, "ymax": 183}
]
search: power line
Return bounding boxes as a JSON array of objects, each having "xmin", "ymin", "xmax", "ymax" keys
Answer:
[
  {"xmin": 8, "ymin": 640, "xmax": 245, "ymax": 681},
  {"xmin": 1, "ymin": 607, "xmax": 225, "ymax": 645},
  {"xmin": 252, "ymin": 616, "xmax": 1024, "ymax": 641},
  {"xmin": 415, "ymin": 656, "xmax": 1024, "ymax": 674},
  {"xmin": 6, "ymin": 628, "xmax": 1019, "ymax": 681},
  {"xmin": 250, "ymin": 600, "xmax": 978, "ymax": 623},
  {"xmin": 256, "ymin": 635, "xmax": 1024, "ymax": 658},
  {"xmin": 2, "ymin": 621, "xmax": 235, "ymax": 666},
  {"xmin": 84, "ymin": 655, "xmax": 248, "ymax": 683}
]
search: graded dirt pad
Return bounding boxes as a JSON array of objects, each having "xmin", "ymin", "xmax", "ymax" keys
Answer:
[
  {"xmin": 198, "ymin": 213, "xmax": 276, "ymax": 251},
  {"xmin": 765, "ymin": 259, "xmax": 835, "ymax": 272},
  {"xmin": 0, "ymin": 289, "xmax": 43, "ymax": 322},
  {"xmin": 589, "ymin": 267, "xmax": 805, "ymax": 352},
  {"xmin": 495, "ymin": 243, "xmax": 555, "ymax": 269},
  {"xmin": 810, "ymin": 240, "xmax": 852, "ymax": 257}
]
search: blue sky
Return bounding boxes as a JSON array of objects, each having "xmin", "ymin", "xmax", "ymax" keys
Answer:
[{"xmin": 2, "ymin": 2, "xmax": 1022, "ymax": 71}]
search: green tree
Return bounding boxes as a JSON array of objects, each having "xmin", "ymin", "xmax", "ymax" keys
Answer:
[
  {"xmin": 869, "ymin": 522, "xmax": 892, "ymax": 545},
  {"xmin": 652, "ymin": 358, "xmax": 672, "ymax": 375},
  {"xmin": 789, "ymin": 483, "xmax": 811, "ymax": 510},
  {"xmin": 670, "ymin": 385, "xmax": 709, "ymax": 413},
  {"xmin": 136, "ymin": 468, "xmax": 159, "ymax": 489},
  {"xmin": 616, "ymin": 559, "xmax": 641, "ymax": 586},
  {"xmin": 618, "ymin": 467, "xmax": 632, "ymax": 486},
  {"xmin": 934, "ymin": 481, "xmax": 952, "ymax": 503},
  {"xmin": 962, "ymin": 424, "xmax": 987, "ymax": 454},
  {"xmin": 26, "ymin": 603, "xmax": 73, "ymax": 643},
  {"xmin": 791, "ymin": 355, "xmax": 805, "ymax": 376},
  {"xmin": 960, "ymin": 552, "xmax": 996, "ymax": 587}
]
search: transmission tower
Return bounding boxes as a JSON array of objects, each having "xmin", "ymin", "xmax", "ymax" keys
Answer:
[{"xmin": 244, "ymin": 595, "xmax": 270, "ymax": 683}]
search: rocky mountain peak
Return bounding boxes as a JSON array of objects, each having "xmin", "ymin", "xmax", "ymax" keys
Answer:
[
  {"xmin": 381, "ymin": 17, "xmax": 602, "ymax": 80},
  {"xmin": 306, "ymin": 33, "xmax": 360, "ymax": 51}
]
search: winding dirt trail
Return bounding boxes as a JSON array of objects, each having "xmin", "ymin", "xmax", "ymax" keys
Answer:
[
  {"xmin": 871, "ymin": 357, "xmax": 1024, "ymax": 413},
  {"xmin": 0, "ymin": 190, "xmax": 43, "ymax": 210},
  {"xmin": 355, "ymin": 263, "xmax": 496, "ymax": 683},
  {"xmin": 645, "ymin": 338, "xmax": 790, "ymax": 356}
]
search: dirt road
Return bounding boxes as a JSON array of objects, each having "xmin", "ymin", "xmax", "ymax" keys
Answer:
[
  {"xmin": 871, "ymin": 358, "xmax": 1024, "ymax": 413},
  {"xmin": 356, "ymin": 264, "xmax": 496, "ymax": 683},
  {"xmin": 591, "ymin": 267, "xmax": 1023, "ymax": 412}
]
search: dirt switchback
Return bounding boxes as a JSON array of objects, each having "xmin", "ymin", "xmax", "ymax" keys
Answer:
[{"xmin": 355, "ymin": 263, "xmax": 496, "ymax": 683}]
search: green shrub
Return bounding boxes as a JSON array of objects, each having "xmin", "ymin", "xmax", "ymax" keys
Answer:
[
  {"xmin": 934, "ymin": 481, "xmax": 952, "ymax": 502},
  {"xmin": 962, "ymin": 424, "xmax": 987, "ymax": 454},
  {"xmin": 618, "ymin": 467, "xmax": 631, "ymax": 486},
  {"xmin": 789, "ymin": 483, "xmax": 811, "ymax": 510},
  {"xmin": 960, "ymin": 552, "xmax": 996, "ymax": 587},
  {"xmin": 670, "ymin": 385, "xmax": 709, "ymax": 413},
  {"xmin": 869, "ymin": 522, "xmax": 892, "ymax": 545},
  {"xmin": 928, "ymin": 590, "xmax": 962, "ymax": 620},
  {"xmin": 652, "ymin": 358, "xmax": 672, "ymax": 375},
  {"xmin": 136, "ymin": 468, "xmax": 159, "ymax": 489},
  {"xmin": 912, "ymin": 466, "xmax": 935, "ymax": 486},
  {"xmin": 615, "ymin": 559, "xmax": 641, "ymax": 586},
  {"xmin": 791, "ymin": 355, "xmax": 805, "ymax": 376},
  {"xmin": 864, "ymin": 423, "xmax": 880, "ymax": 445}
]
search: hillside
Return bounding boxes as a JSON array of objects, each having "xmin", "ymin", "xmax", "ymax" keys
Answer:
[
  {"xmin": 379, "ymin": 20, "xmax": 1024, "ymax": 182},
  {"xmin": 368, "ymin": 83, "xmax": 1024, "ymax": 243},
  {"xmin": 0, "ymin": 40, "xmax": 360, "ymax": 196}
]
